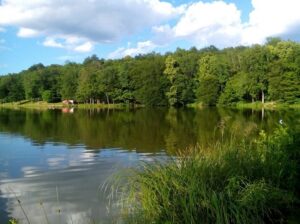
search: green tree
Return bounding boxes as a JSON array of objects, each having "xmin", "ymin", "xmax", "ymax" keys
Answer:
[
  {"xmin": 219, "ymin": 72, "xmax": 249, "ymax": 105},
  {"xmin": 197, "ymin": 54, "xmax": 224, "ymax": 105},
  {"xmin": 164, "ymin": 56, "xmax": 194, "ymax": 107},
  {"xmin": 60, "ymin": 63, "xmax": 80, "ymax": 100},
  {"xmin": 268, "ymin": 41, "xmax": 300, "ymax": 103},
  {"xmin": 98, "ymin": 64, "xmax": 121, "ymax": 104},
  {"xmin": 242, "ymin": 45, "xmax": 270, "ymax": 103},
  {"xmin": 0, "ymin": 74, "xmax": 25, "ymax": 102},
  {"xmin": 42, "ymin": 90, "xmax": 53, "ymax": 103}
]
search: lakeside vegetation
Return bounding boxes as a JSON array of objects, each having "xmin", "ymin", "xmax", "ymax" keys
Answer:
[
  {"xmin": 110, "ymin": 127, "xmax": 300, "ymax": 223},
  {"xmin": 1, "ymin": 100, "xmax": 300, "ymax": 111},
  {"xmin": 0, "ymin": 100, "xmax": 126, "ymax": 110},
  {"xmin": 1, "ymin": 38, "xmax": 300, "ymax": 107}
]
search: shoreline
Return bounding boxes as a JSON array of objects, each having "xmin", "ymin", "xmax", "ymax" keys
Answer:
[{"xmin": 1, "ymin": 101, "xmax": 300, "ymax": 110}]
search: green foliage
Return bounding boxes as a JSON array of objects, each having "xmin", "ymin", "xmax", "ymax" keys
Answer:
[
  {"xmin": 197, "ymin": 54, "xmax": 227, "ymax": 105},
  {"xmin": 0, "ymin": 75, "xmax": 24, "ymax": 102},
  {"xmin": 60, "ymin": 63, "xmax": 79, "ymax": 99},
  {"xmin": 132, "ymin": 54, "xmax": 168, "ymax": 106},
  {"xmin": 112, "ymin": 127, "xmax": 298, "ymax": 224},
  {"xmin": 197, "ymin": 74, "xmax": 220, "ymax": 105},
  {"xmin": 0, "ymin": 40, "xmax": 300, "ymax": 106},
  {"xmin": 218, "ymin": 72, "xmax": 249, "ymax": 105},
  {"xmin": 268, "ymin": 41, "xmax": 300, "ymax": 103},
  {"xmin": 42, "ymin": 90, "xmax": 53, "ymax": 103},
  {"xmin": 164, "ymin": 56, "xmax": 194, "ymax": 106},
  {"xmin": 242, "ymin": 45, "xmax": 270, "ymax": 103}
]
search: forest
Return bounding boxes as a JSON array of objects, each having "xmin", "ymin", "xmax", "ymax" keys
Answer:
[{"xmin": 0, "ymin": 38, "xmax": 300, "ymax": 107}]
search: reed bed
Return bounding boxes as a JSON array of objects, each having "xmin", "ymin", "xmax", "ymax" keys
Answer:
[{"xmin": 109, "ymin": 127, "xmax": 299, "ymax": 224}]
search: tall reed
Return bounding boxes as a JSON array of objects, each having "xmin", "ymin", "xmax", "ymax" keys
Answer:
[{"xmin": 110, "ymin": 127, "xmax": 299, "ymax": 224}]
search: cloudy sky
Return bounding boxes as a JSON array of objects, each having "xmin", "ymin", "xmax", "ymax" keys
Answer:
[{"xmin": 0, "ymin": 0, "xmax": 300, "ymax": 75}]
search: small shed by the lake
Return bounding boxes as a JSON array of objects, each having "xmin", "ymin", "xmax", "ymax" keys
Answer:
[{"xmin": 62, "ymin": 99, "xmax": 75, "ymax": 105}]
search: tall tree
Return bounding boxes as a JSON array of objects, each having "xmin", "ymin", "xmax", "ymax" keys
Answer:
[
  {"xmin": 242, "ymin": 45, "xmax": 270, "ymax": 103},
  {"xmin": 60, "ymin": 63, "xmax": 80, "ymax": 100},
  {"xmin": 197, "ymin": 54, "xmax": 225, "ymax": 105},
  {"xmin": 164, "ymin": 56, "xmax": 194, "ymax": 107}
]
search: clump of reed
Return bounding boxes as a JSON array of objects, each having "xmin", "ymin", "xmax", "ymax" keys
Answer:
[{"xmin": 109, "ymin": 127, "xmax": 299, "ymax": 224}]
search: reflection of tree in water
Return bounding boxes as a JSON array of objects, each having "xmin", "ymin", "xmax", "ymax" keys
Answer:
[
  {"xmin": 0, "ymin": 108, "xmax": 299, "ymax": 154},
  {"xmin": 164, "ymin": 108, "xmax": 198, "ymax": 154},
  {"xmin": 0, "ymin": 108, "xmax": 169, "ymax": 152}
]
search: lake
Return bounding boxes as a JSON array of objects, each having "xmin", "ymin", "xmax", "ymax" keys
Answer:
[{"xmin": 0, "ymin": 108, "xmax": 299, "ymax": 223}]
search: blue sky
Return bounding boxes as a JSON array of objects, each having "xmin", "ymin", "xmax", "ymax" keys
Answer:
[{"xmin": 0, "ymin": 0, "xmax": 299, "ymax": 75}]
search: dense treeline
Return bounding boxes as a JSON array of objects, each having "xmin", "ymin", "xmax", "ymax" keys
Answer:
[{"xmin": 1, "ymin": 38, "xmax": 300, "ymax": 106}]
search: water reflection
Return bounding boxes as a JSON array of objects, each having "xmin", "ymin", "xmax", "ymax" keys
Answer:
[
  {"xmin": 1, "ymin": 108, "xmax": 299, "ymax": 152},
  {"xmin": 0, "ymin": 108, "xmax": 299, "ymax": 223},
  {"xmin": 0, "ymin": 135, "xmax": 163, "ymax": 223}
]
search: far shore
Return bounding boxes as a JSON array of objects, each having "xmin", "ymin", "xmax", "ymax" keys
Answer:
[
  {"xmin": 0, "ymin": 100, "xmax": 127, "ymax": 110},
  {"xmin": 1, "ymin": 100, "xmax": 300, "ymax": 110}
]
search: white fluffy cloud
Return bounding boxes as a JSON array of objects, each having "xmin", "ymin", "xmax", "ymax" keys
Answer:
[
  {"xmin": 111, "ymin": 0, "xmax": 300, "ymax": 57},
  {"xmin": 109, "ymin": 40, "xmax": 157, "ymax": 58},
  {"xmin": 242, "ymin": 0, "xmax": 300, "ymax": 44},
  {"xmin": 0, "ymin": 0, "xmax": 183, "ymax": 52},
  {"xmin": 1, "ymin": 0, "xmax": 300, "ymax": 55},
  {"xmin": 42, "ymin": 36, "xmax": 93, "ymax": 52},
  {"xmin": 151, "ymin": 0, "xmax": 300, "ymax": 50},
  {"xmin": 172, "ymin": 1, "xmax": 242, "ymax": 47}
]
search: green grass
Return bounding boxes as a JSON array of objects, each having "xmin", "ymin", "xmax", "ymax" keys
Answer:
[
  {"xmin": 0, "ymin": 101, "xmax": 128, "ymax": 110},
  {"xmin": 109, "ymin": 127, "xmax": 299, "ymax": 224},
  {"xmin": 77, "ymin": 103, "xmax": 129, "ymax": 109},
  {"xmin": 186, "ymin": 102, "xmax": 204, "ymax": 109},
  {"xmin": 0, "ymin": 101, "xmax": 64, "ymax": 109},
  {"xmin": 235, "ymin": 101, "xmax": 300, "ymax": 110}
]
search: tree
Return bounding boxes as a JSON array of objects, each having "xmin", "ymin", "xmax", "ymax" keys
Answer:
[
  {"xmin": 42, "ymin": 90, "xmax": 53, "ymax": 103},
  {"xmin": 130, "ymin": 54, "xmax": 168, "ymax": 106},
  {"xmin": 76, "ymin": 57, "xmax": 102, "ymax": 103},
  {"xmin": 268, "ymin": 41, "xmax": 300, "ymax": 103},
  {"xmin": 164, "ymin": 56, "xmax": 194, "ymax": 107},
  {"xmin": 0, "ymin": 40, "xmax": 299, "ymax": 106},
  {"xmin": 60, "ymin": 63, "xmax": 80, "ymax": 100},
  {"xmin": 219, "ymin": 72, "xmax": 249, "ymax": 105},
  {"xmin": 197, "ymin": 54, "xmax": 225, "ymax": 105},
  {"xmin": 98, "ymin": 64, "xmax": 121, "ymax": 104},
  {"xmin": 242, "ymin": 45, "xmax": 270, "ymax": 103},
  {"xmin": 0, "ymin": 74, "xmax": 25, "ymax": 102}
]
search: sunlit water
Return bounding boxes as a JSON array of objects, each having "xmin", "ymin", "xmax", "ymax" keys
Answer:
[{"xmin": 0, "ymin": 108, "xmax": 299, "ymax": 223}]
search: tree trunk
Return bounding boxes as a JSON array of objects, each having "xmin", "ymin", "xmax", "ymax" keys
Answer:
[
  {"xmin": 261, "ymin": 90, "xmax": 265, "ymax": 104},
  {"xmin": 105, "ymin": 93, "xmax": 110, "ymax": 104}
]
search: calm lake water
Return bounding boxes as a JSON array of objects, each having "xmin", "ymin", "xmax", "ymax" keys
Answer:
[{"xmin": 0, "ymin": 108, "xmax": 299, "ymax": 223}]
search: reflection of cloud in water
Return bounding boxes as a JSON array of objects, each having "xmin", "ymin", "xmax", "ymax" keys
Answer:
[
  {"xmin": 0, "ymin": 147, "xmax": 164, "ymax": 224},
  {"xmin": 47, "ymin": 157, "xmax": 65, "ymax": 167}
]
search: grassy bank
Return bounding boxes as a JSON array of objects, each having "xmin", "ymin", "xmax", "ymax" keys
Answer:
[
  {"xmin": 186, "ymin": 101, "xmax": 300, "ymax": 110},
  {"xmin": 0, "ymin": 100, "xmax": 128, "ymax": 110},
  {"xmin": 0, "ymin": 100, "xmax": 63, "ymax": 109},
  {"xmin": 235, "ymin": 101, "xmax": 300, "ymax": 110},
  {"xmin": 1, "ymin": 100, "xmax": 300, "ymax": 111},
  {"xmin": 111, "ymin": 127, "xmax": 299, "ymax": 224}
]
